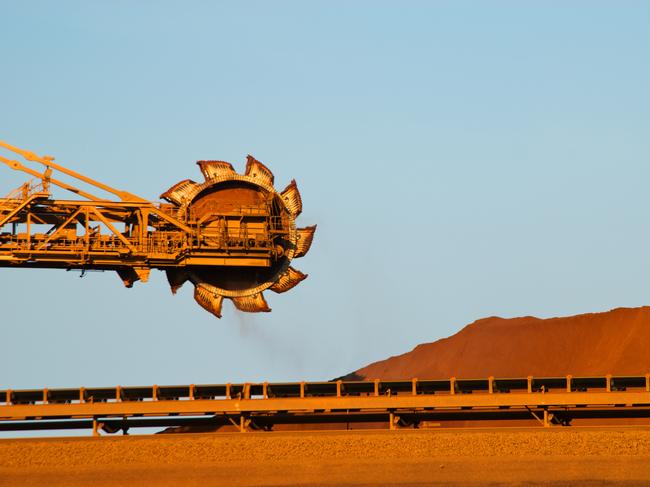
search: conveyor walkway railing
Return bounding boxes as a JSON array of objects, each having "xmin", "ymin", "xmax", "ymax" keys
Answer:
[{"xmin": 2, "ymin": 374, "xmax": 650, "ymax": 436}]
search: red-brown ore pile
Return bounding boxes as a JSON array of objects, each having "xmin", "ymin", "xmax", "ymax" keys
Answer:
[{"xmin": 349, "ymin": 306, "xmax": 650, "ymax": 380}]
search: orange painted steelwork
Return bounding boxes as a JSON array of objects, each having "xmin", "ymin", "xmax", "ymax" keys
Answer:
[
  {"xmin": 0, "ymin": 141, "xmax": 315, "ymax": 316},
  {"xmin": 2, "ymin": 375, "xmax": 650, "ymax": 435}
]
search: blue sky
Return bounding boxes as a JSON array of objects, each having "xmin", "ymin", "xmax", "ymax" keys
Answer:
[{"xmin": 1, "ymin": 2, "xmax": 649, "ymax": 391}]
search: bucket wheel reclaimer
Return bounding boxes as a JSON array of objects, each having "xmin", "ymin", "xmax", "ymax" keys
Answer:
[{"xmin": 0, "ymin": 141, "xmax": 315, "ymax": 318}]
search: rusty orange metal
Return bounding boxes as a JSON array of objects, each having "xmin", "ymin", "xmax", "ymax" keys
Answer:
[{"xmin": 0, "ymin": 141, "xmax": 315, "ymax": 317}]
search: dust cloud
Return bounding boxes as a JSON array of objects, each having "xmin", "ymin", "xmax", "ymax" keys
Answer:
[{"xmin": 233, "ymin": 307, "xmax": 306, "ymax": 377}]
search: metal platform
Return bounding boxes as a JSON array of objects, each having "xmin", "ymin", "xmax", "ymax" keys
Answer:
[{"xmin": 2, "ymin": 374, "xmax": 650, "ymax": 435}]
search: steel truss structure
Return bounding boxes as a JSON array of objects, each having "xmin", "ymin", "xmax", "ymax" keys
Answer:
[
  {"xmin": 0, "ymin": 141, "xmax": 315, "ymax": 315},
  {"xmin": 2, "ymin": 375, "xmax": 650, "ymax": 436}
]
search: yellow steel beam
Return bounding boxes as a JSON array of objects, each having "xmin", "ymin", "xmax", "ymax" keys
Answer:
[
  {"xmin": 35, "ymin": 208, "xmax": 83, "ymax": 251},
  {"xmin": 0, "ymin": 155, "xmax": 103, "ymax": 201},
  {"xmin": 0, "ymin": 194, "xmax": 40, "ymax": 228},
  {"xmin": 46, "ymin": 201, "xmax": 194, "ymax": 234},
  {"xmin": 147, "ymin": 206, "xmax": 193, "ymax": 234},
  {"xmin": 2, "ymin": 390, "xmax": 650, "ymax": 421},
  {"xmin": 88, "ymin": 207, "xmax": 137, "ymax": 253},
  {"xmin": 0, "ymin": 140, "xmax": 146, "ymax": 203}
]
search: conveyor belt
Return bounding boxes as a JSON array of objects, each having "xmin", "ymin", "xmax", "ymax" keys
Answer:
[{"xmin": 2, "ymin": 374, "xmax": 650, "ymax": 435}]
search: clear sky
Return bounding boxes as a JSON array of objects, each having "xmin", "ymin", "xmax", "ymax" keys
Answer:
[{"xmin": 1, "ymin": 2, "xmax": 649, "ymax": 391}]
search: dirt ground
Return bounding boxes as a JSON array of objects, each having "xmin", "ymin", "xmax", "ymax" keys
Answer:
[{"xmin": 3, "ymin": 427, "xmax": 650, "ymax": 486}]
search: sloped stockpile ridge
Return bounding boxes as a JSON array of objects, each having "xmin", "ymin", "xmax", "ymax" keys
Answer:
[{"xmin": 351, "ymin": 306, "xmax": 650, "ymax": 380}]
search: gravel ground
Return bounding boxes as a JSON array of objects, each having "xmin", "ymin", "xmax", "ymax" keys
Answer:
[{"xmin": 3, "ymin": 427, "xmax": 650, "ymax": 486}]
